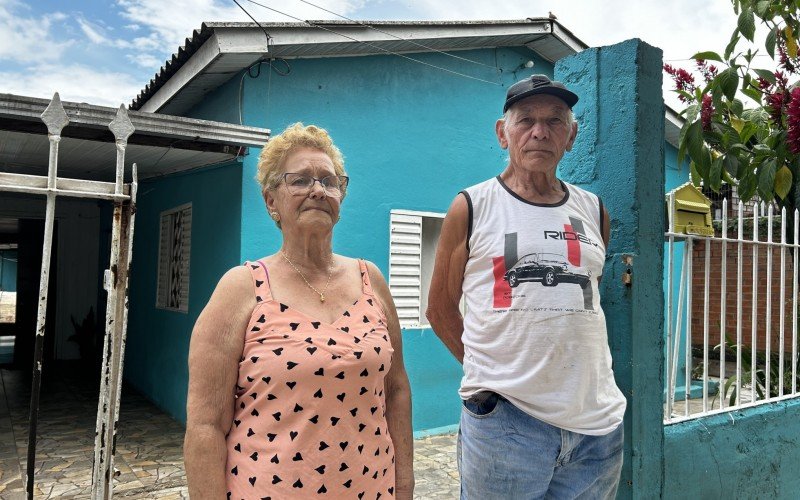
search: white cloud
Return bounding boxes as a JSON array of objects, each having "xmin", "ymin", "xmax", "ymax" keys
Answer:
[
  {"xmin": 115, "ymin": 0, "xmax": 364, "ymax": 55},
  {"xmin": 126, "ymin": 53, "xmax": 163, "ymax": 69},
  {"xmin": 76, "ymin": 17, "xmax": 109, "ymax": 45},
  {"xmin": 0, "ymin": 0, "xmax": 74, "ymax": 63},
  {"xmin": 0, "ymin": 64, "xmax": 144, "ymax": 107}
]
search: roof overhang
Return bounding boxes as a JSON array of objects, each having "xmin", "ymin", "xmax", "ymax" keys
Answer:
[
  {"xmin": 0, "ymin": 93, "xmax": 270, "ymax": 182},
  {"xmin": 131, "ymin": 18, "xmax": 681, "ymax": 148},
  {"xmin": 131, "ymin": 19, "xmax": 587, "ymax": 115}
]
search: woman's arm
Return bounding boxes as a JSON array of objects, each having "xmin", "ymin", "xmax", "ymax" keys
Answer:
[
  {"xmin": 184, "ymin": 266, "xmax": 254, "ymax": 499},
  {"xmin": 366, "ymin": 261, "xmax": 415, "ymax": 500}
]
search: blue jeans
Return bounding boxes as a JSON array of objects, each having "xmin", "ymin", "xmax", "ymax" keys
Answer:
[{"xmin": 458, "ymin": 392, "xmax": 623, "ymax": 500}]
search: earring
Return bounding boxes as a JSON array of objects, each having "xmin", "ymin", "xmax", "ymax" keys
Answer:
[{"xmin": 270, "ymin": 211, "xmax": 281, "ymax": 222}]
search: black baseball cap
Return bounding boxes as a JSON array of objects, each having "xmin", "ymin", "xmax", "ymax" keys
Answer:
[{"xmin": 503, "ymin": 74, "xmax": 579, "ymax": 112}]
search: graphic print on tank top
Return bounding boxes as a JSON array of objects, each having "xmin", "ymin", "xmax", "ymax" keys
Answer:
[{"xmin": 489, "ymin": 216, "xmax": 601, "ymax": 312}]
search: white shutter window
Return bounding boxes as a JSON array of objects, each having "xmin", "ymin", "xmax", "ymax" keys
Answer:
[
  {"xmin": 389, "ymin": 210, "xmax": 445, "ymax": 328},
  {"xmin": 156, "ymin": 203, "xmax": 192, "ymax": 313}
]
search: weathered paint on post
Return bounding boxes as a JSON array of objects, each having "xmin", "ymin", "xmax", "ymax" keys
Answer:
[
  {"xmin": 25, "ymin": 92, "xmax": 70, "ymax": 499},
  {"xmin": 555, "ymin": 39, "xmax": 666, "ymax": 498},
  {"xmin": 92, "ymin": 106, "xmax": 137, "ymax": 500}
]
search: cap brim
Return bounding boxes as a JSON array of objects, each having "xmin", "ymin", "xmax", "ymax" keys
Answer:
[{"xmin": 503, "ymin": 87, "xmax": 579, "ymax": 112}]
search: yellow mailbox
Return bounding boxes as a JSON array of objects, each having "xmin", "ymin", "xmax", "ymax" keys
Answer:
[{"xmin": 666, "ymin": 182, "xmax": 714, "ymax": 236}]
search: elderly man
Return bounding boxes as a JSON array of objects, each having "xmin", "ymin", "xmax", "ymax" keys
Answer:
[{"xmin": 427, "ymin": 74, "xmax": 626, "ymax": 499}]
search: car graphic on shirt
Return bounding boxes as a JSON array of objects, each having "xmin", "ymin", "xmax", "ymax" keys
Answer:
[{"xmin": 503, "ymin": 252, "xmax": 592, "ymax": 288}]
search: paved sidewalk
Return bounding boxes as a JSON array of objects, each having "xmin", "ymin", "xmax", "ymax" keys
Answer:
[{"xmin": 0, "ymin": 367, "xmax": 459, "ymax": 499}]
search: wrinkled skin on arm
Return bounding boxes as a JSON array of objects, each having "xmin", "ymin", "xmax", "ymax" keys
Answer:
[
  {"xmin": 184, "ymin": 266, "xmax": 254, "ymax": 499},
  {"xmin": 426, "ymin": 194, "xmax": 470, "ymax": 363}
]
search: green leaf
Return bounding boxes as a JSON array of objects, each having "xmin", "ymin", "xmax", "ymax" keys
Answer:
[
  {"xmin": 738, "ymin": 171, "xmax": 757, "ymax": 202},
  {"xmin": 685, "ymin": 104, "xmax": 700, "ymax": 124},
  {"xmin": 757, "ymin": 158, "xmax": 777, "ymax": 201},
  {"xmin": 690, "ymin": 162, "xmax": 702, "ymax": 185},
  {"xmin": 711, "ymin": 122, "xmax": 740, "ymax": 150},
  {"xmin": 741, "ymin": 87, "xmax": 763, "ymax": 104},
  {"xmin": 725, "ymin": 31, "xmax": 741, "ymax": 60},
  {"xmin": 736, "ymin": 155, "xmax": 751, "ymax": 178},
  {"xmin": 692, "ymin": 51, "xmax": 724, "ymax": 62},
  {"xmin": 775, "ymin": 164, "xmax": 793, "ymax": 199},
  {"xmin": 766, "ymin": 26, "xmax": 777, "ymax": 59},
  {"xmin": 754, "ymin": 0, "xmax": 770, "ymax": 17},
  {"xmin": 696, "ymin": 145, "xmax": 713, "ymax": 178},
  {"xmin": 730, "ymin": 98, "xmax": 744, "ymax": 116},
  {"xmin": 686, "ymin": 120, "xmax": 704, "ymax": 164},
  {"xmin": 739, "ymin": 121, "xmax": 759, "ymax": 144},
  {"xmin": 753, "ymin": 68, "xmax": 777, "ymax": 84},
  {"xmin": 738, "ymin": 6, "xmax": 756, "ymax": 42},
  {"xmin": 710, "ymin": 155, "xmax": 724, "ymax": 191},
  {"xmin": 724, "ymin": 154, "xmax": 740, "ymax": 176},
  {"xmin": 677, "ymin": 90, "xmax": 695, "ymax": 103},
  {"xmin": 717, "ymin": 67, "xmax": 740, "ymax": 100}
]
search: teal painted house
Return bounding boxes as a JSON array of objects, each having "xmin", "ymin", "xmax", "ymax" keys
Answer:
[
  {"xmin": 122, "ymin": 18, "xmax": 800, "ymax": 498},
  {"xmin": 123, "ymin": 18, "xmax": 678, "ymax": 432}
]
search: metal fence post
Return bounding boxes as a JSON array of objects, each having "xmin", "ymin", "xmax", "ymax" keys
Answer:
[
  {"xmin": 91, "ymin": 106, "xmax": 136, "ymax": 500},
  {"xmin": 25, "ymin": 93, "xmax": 70, "ymax": 499}
]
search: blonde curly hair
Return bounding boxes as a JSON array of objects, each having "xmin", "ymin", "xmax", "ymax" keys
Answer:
[{"xmin": 256, "ymin": 122, "xmax": 346, "ymax": 198}]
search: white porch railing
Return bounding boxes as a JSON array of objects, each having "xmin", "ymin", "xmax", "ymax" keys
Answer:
[{"xmin": 665, "ymin": 194, "xmax": 800, "ymax": 424}]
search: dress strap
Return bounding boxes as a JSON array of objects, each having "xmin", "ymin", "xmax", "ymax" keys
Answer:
[
  {"xmin": 244, "ymin": 260, "xmax": 274, "ymax": 303},
  {"xmin": 358, "ymin": 259, "xmax": 376, "ymax": 296}
]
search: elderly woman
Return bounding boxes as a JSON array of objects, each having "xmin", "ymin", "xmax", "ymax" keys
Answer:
[{"xmin": 184, "ymin": 123, "xmax": 414, "ymax": 499}]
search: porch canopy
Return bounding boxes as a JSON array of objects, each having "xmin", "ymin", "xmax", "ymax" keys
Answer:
[{"xmin": 0, "ymin": 93, "xmax": 270, "ymax": 183}]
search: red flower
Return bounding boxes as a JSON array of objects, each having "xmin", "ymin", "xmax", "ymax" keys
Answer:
[
  {"xmin": 786, "ymin": 87, "xmax": 800, "ymax": 153},
  {"xmin": 695, "ymin": 59, "xmax": 718, "ymax": 83},
  {"xmin": 664, "ymin": 64, "xmax": 697, "ymax": 102},
  {"xmin": 701, "ymin": 94, "xmax": 714, "ymax": 130},
  {"xmin": 767, "ymin": 91, "xmax": 785, "ymax": 123}
]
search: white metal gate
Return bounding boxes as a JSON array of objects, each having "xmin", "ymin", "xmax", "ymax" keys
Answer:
[
  {"xmin": 0, "ymin": 93, "xmax": 137, "ymax": 499},
  {"xmin": 665, "ymin": 193, "xmax": 800, "ymax": 424}
]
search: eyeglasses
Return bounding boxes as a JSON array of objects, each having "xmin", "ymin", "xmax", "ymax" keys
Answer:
[{"xmin": 281, "ymin": 172, "xmax": 349, "ymax": 196}]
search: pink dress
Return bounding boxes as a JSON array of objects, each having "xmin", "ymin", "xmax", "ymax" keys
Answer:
[{"xmin": 225, "ymin": 260, "xmax": 396, "ymax": 499}]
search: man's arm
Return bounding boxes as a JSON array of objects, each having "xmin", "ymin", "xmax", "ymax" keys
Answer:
[{"xmin": 426, "ymin": 194, "xmax": 470, "ymax": 363}]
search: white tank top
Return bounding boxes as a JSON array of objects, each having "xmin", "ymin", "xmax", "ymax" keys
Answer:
[{"xmin": 460, "ymin": 176, "xmax": 626, "ymax": 435}]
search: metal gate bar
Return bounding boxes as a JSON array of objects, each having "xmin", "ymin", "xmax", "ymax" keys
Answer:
[
  {"xmin": 92, "ymin": 107, "xmax": 137, "ymax": 500},
  {"xmin": 0, "ymin": 93, "xmax": 137, "ymax": 499},
  {"xmin": 24, "ymin": 93, "xmax": 69, "ymax": 498}
]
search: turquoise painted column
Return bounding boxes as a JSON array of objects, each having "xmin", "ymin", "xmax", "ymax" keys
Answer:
[{"xmin": 555, "ymin": 39, "xmax": 665, "ymax": 499}]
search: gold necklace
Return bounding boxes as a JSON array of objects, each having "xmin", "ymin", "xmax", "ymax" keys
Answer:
[{"xmin": 280, "ymin": 251, "xmax": 334, "ymax": 302}]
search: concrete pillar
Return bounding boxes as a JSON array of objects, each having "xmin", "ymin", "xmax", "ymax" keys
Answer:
[{"xmin": 555, "ymin": 39, "xmax": 665, "ymax": 499}]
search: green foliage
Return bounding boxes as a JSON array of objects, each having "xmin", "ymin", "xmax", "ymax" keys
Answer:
[
  {"xmin": 716, "ymin": 334, "xmax": 800, "ymax": 405},
  {"xmin": 667, "ymin": 0, "xmax": 800, "ymax": 215}
]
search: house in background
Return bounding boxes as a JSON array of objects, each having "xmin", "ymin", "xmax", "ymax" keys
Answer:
[
  {"xmin": 122, "ymin": 18, "xmax": 686, "ymax": 432},
  {"xmin": 0, "ymin": 93, "xmax": 268, "ymax": 375}
]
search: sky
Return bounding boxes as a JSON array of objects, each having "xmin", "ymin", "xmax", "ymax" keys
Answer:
[{"xmin": 0, "ymin": 0, "xmax": 763, "ymax": 110}]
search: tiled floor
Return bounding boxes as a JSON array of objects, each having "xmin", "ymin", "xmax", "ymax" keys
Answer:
[{"xmin": 0, "ymin": 364, "xmax": 459, "ymax": 499}]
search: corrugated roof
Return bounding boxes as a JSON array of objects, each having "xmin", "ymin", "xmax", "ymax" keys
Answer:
[{"xmin": 130, "ymin": 18, "xmax": 585, "ymax": 112}]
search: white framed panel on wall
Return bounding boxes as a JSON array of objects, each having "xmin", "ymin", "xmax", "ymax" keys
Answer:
[
  {"xmin": 389, "ymin": 209, "xmax": 444, "ymax": 328},
  {"xmin": 156, "ymin": 203, "xmax": 192, "ymax": 313}
]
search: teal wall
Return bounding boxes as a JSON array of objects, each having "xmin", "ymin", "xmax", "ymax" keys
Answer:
[
  {"xmin": 187, "ymin": 47, "xmax": 555, "ymax": 431},
  {"xmin": 0, "ymin": 250, "xmax": 16, "ymax": 292},
  {"xmin": 557, "ymin": 40, "xmax": 666, "ymax": 497},
  {"xmin": 126, "ymin": 162, "xmax": 243, "ymax": 422},
  {"xmin": 664, "ymin": 399, "xmax": 800, "ymax": 499}
]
